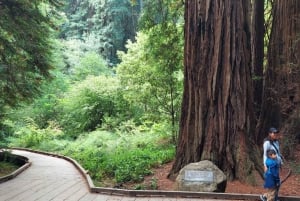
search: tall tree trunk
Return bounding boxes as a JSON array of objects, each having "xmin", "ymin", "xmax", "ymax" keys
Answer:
[
  {"xmin": 169, "ymin": 0, "xmax": 261, "ymax": 183},
  {"xmin": 251, "ymin": 0, "xmax": 264, "ymax": 139},
  {"xmin": 257, "ymin": 0, "xmax": 300, "ymax": 150}
]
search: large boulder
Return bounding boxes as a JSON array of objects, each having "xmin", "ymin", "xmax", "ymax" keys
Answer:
[{"xmin": 175, "ymin": 160, "xmax": 227, "ymax": 192}]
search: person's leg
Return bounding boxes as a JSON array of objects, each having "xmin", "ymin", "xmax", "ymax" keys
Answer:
[
  {"xmin": 266, "ymin": 188, "xmax": 276, "ymax": 201},
  {"xmin": 260, "ymin": 194, "xmax": 267, "ymax": 201},
  {"xmin": 275, "ymin": 185, "xmax": 280, "ymax": 201}
]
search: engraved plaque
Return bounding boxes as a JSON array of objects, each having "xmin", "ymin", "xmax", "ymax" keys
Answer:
[{"xmin": 184, "ymin": 170, "xmax": 214, "ymax": 182}]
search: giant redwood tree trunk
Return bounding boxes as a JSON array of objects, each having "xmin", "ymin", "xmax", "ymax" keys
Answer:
[
  {"xmin": 257, "ymin": 1, "xmax": 300, "ymax": 148},
  {"xmin": 169, "ymin": 0, "xmax": 261, "ymax": 182}
]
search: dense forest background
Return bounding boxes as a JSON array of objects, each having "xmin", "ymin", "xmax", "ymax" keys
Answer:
[{"xmin": 0, "ymin": 0, "xmax": 299, "ymax": 188}]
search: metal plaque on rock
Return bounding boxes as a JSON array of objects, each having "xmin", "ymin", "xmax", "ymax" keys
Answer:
[{"xmin": 184, "ymin": 170, "xmax": 214, "ymax": 182}]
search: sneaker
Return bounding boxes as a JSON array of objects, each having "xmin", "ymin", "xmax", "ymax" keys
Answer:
[{"xmin": 259, "ymin": 195, "xmax": 267, "ymax": 201}]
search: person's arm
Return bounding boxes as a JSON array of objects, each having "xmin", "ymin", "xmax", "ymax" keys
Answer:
[{"xmin": 263, "ymin": 141, "xmax": 269, "ymax": 172}]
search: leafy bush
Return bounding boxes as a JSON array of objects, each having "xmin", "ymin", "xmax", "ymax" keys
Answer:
[
  {"xmin": 116, "ymin": 31, "xmax": 183, "ymax": 140},
  {"xmin": 58, "ymin": 127, "xmax": 175, "ymax": 184},
  {"xmin": 3, "ymin": 69, "xmax": 69, "ymax": 131},
  {"xmin": 8, "ymin": 119, "xmax": 64, "ymax": 148},
  {"xmin": 60, "ymin": 131, "xmax": 118, "ymax": 180},
  {"xmin": 102, "ymin": 145, "xmax": 174, "ymax": 183},
  {"xmin": 0, "ymin": 120, "xmax": 16, "ymax": 148},
  {"xmin": 38, "ymin": 139, "xmax": 70, "ymax": 152},
  {"xmin": 58, "ymin": 75, "xmax": 129, "ymax": 137},
  {"xmin": 72, "ymin": 52, "xmax": 112, "ymax": 81}
]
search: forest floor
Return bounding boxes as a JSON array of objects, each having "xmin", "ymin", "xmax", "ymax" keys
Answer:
[
  {"xmin": 124, "ymin": 144, "xmax": 300, "ymax": 197},
  {"xmin": 0, "ymin": 161, "xmax": 20, "ymax": 177}
]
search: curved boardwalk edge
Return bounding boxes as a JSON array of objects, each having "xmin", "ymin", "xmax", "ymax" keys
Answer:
[
  {"xmin": 0, "ymin": 151, "xmax": 31, "ymax": 184},
  {"xmin": 11, "ymin": 147, "xmax": 300, "ymax": 201}
]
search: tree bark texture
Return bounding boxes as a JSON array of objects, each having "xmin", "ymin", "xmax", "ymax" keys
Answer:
[
  {"xmin": 251, "ymin": 0, "xmax": 264, "ymax": 134},
  {"xmin": 257, "ymin": 0, "xmax": 300, "ymax": 146},
  {"xmin": 170, "ymin": 0, "xmax": 259, "ymax": 182}
]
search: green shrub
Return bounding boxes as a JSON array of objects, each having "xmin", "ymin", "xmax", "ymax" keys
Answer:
[
  {"xmin": 100, "ymin": 136, "xmax": 175, "ymax": 183},
  {"xmin": 58, "ymin": 75, "xmax": 131, "ymax": 137},
  {"xmin": 8, "ymin": 119, "xmax": 64, "ymax": 148},
  {"xmin": 38, "ymin": 139, "xmax": 70, "ymax": 152},
  {"xmin": 56, "ymin": 129, "xmax": 175, "ymax": 184},
  {"xmin": 72, "ymin": 52, "xmax": 111, "ymax": 81},
  {"xmin": 60, "ymin": 131, "xmax": 118, "ymax": 180},
  {"xmin": 14, "ymin": 122, "xmax": 47, "ymax": 148}
]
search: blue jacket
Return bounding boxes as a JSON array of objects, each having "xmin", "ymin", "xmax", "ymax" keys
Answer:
[{"xmin": 264, "ymin": 158, "xmax": 280, "ymax": 188}]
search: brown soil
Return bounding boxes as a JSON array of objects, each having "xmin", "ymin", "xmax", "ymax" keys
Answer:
[{"xmin": 125, "ymin": 144, "xmax": 300, "ymax": 197}]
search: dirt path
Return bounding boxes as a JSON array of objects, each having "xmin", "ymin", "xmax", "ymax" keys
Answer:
[{"xmin": 137, "ymin": 145, "xmax": 300, "ymax": 197}]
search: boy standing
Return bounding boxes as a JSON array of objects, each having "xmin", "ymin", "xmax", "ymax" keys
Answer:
[{"xmin": 260, "ymin": 149, "xmax": 281, "ymax": 201}]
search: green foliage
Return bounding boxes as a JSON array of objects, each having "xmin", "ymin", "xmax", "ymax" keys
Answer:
[
  {"xmin": 1, "ymin": 120, "xmax": 17, "ymax": 147},
  {"xmin": 103, "ymin": 144, "xmax": 174, "ymax": 183},
  {"xmin": 59, "ymin": 127, "xmax": 174, "ymax": 184},
  {"xmin": 59, "ymin": 38, "xmax": 113, "ymax": 81},
  {"xmin": 60, "ymin": 38, "xmax": 109, "ymax": 76},
  {"xmin": 0, "ymin": 69, "xmax": 65, "ymax": 146},
  {"xmin": 0, "ymin": 0, "xmax": 63, "ymax": 109},
  {"xmin": 72, "ymin": 52, "xmax": 111, "ymax": 80},
  {"xmin": 8, "ymin": 119, "xmax": 64, "ymax": 148},
  {"xmin": 4, "ymin": 69, "xmax": 69, "ymax": 130},
  {"xmin": 150, "ymin": 177, "xmax": 158, "ymax": 189},
  {"xmin": 61, "ymin": 133, "xmax": 110, "ymax": 180},
  {"xmin": 117, "ymin": 29, "xmax": 183, "ymax": 141},
  {"xmin": 60, "ymin": 38, "xmax": 86, "ymax": 73},
  {"xmin": 61, "ymin": 0, "xmax": 140, "ymax": 65},
  {"xmin": 116, "ymin": 0, "xmax": 184, "ymax": 142},
  {"xmin": 6, "ymin": 121, "xmax": 174, "ymax": 185},
  {"xmin": 138, "ymin": 0, "xmax": 184, "ymax": 30},
  {"xmin": 0, "ymin": 133, "xmax": 7, "ymax": 148},
  {"xmin": 134, "ymin": 177, "xmax": 158, "ymax": 190},
  {"xmin": 58, "ymin": 75, "xmax": 128, "ymax": 136},
  {"xmin": 133, "ymin": 184, "xmax": 146, "ymax": 190}
]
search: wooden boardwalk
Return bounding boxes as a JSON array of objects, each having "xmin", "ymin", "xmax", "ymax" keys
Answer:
[{"xmin": 0, "ymin": 150, "xmax": 231, "ymax": 201}]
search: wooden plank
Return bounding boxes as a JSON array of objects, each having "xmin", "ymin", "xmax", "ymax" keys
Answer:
[
  {"xmin": 51, "ymin": 181, "xmax": 86, "ymax": 201},
  {"xmin": 64, "ymin": 186, "xmax": 91, "ymax": 201},
  {"xmin": 0, "ymin": 179, "xmax": 44, "ymax": 201},
  {"xmin": 33, "ymin": 180, "xmax": 82, "ymax": 200}
]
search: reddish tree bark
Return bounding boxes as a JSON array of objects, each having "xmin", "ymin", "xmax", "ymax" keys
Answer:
[
  {"xmin": 257, "ymin": 0, "xmax": 300, "ymax": 150},
  {"xmin": 169, "ymin": 0, "xmax": 261, "ymax": 182}
]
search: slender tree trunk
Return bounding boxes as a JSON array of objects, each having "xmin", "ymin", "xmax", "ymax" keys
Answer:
[
  {"xmin": 169, "ymin": 0, "xmax": 261, "ymax": 183},
  {"xmin": 257, "ymin": 0, "xmax": 300, "ymax": 149}
]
